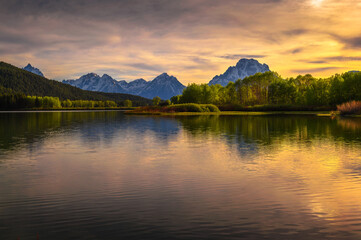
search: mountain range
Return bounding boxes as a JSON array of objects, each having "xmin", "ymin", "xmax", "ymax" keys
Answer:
[
  {"xmin": 63, "ymin": 73, "xmax": 185, "ymax": 100},
  {"xmin": 23, "ymin": 58, "xmax": 270, "ymax": 99}
]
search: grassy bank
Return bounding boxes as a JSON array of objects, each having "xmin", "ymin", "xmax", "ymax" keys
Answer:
[
  {"xmin": 125, "ymin": 103, "xmax": 338, "ymax": 116},
  {"xmin": 127, "ymin": 110, "xmax": 333, "ymax": 117},
  {"xmin": 218, "ymin": 104, "xmax": 334, "ymax": 112},
  {"xmin": 148, "ymin": 112, "xmax": 332, "ymax": 116},
  {"xmin": 0, "ymin": 107, "xmax": 136, "ymax": 111},
  {"xmin": 128, "ymin": 104, "xmax": 220, "ymax": 114}
]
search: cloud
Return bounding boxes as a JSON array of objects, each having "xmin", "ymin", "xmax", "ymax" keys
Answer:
[
  {"xmin": 289, "ymin": 47, "xmax": 305, "ymax": 54},
  {"xmin": 327, "ymin": 56, "xmax": 361, "ymax": 61},
  {"xmin": 332, "ymin": 35, "xmax": 361, "ymax": 49},
  {"xmin": 292, "ymin": 67, "xmax": 342, "ymax": 74},
  {"xmin": 345, "ymin": 37, "xmax": 361, "ymax": 48},
  {"xmin": 125, "ymin": 63, "xmax": 164, "ymax": 73},
  {"xmin": 0, "ymin": 0, "xmax": 361, "ymax": 82},
  {"xmin": 307, "ymin": 60, "xmax": 328, "ymax": 64},
  {"xmin": 304, "ymin": 56, "xmax": 361, "ymax": 64},
  {"xmin": 219, "ymin": 54, "xmax": 267, "ymax": 60},
  {"xmin": 281, "ymin": 29, "xmax": 310, "ymax": 36}
]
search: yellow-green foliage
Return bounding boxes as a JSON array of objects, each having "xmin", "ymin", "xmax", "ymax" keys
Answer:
[
  {"xmin": 166, "ymin": 104, "xmax": 220, "ymax": 112},
  {"xmin": 25, "ymin": 96, "xmax": 61, "ymax": 108},
  {"xmin": 0, "ymin": 93, "xmax": 118, "ymax": 109},
  {"xmin": 153, "ymin": 96, "xmax": 161, "ymax": 106},
  {"xmin": 123, "ymin": 99, "xmax": 132, "ymax": 107},
  {"xmin": 63, "ymin": 99, "xmax": 117, "ymax": 108},
  {"xmin": 131, "ymin": 103, "xmax": 220, "ymax": 113}
]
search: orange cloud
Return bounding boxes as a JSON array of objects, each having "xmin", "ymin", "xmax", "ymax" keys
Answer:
[{"xmin": 0, "ymin": 0, "xmax": 360, "ymax": 84}]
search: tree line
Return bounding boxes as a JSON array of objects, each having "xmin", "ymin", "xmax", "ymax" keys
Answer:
[
  {"xmin": 0, "ymin": 92, "xmax": 135, "ymax": 109},
  {"xmin": 170, "ymin": 71, "xmax": 361, "ymax": 108}
]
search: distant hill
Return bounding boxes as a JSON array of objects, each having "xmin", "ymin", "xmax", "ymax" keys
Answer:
[
  {"xmin": 209, "ymin": 59, "xmax": 270, "ymax": 86},
  {"xmin": 0, "ymin": 62, "xmax": 152, "ymax": 105},
  {"xmin": 23, "ymin": 63, "xmax": 44, "ymax": 77},
  {"xmin": 63, "ymin": 72, "xmax": 185, "ymax": 99}
]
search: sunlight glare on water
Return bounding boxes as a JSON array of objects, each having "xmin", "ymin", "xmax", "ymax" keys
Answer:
[{"xmin": 1, "ymin": 111, "xmax": 361, "ymax": 239}]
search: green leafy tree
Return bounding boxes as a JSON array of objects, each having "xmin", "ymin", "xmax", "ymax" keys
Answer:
[
  {"xmin": 153, "ymin": 96, "xmax": 161, "ymax": 106},
  {"xmin": 160, "ymin": 100, "xmax": 171, "ymax": 106},
  {"xmin": 35, "ymin": 97, "xmax": 41, "ymax": 107},
  {"xmin": 170, "ymin": 95, "xmax": 181, "ymax": 104},
  {"xmin": 124, "ymin": 99, "xmax": 132, "ymax": 107},
  {"xmin": 329, "ymin": 74, "xmax": 345, "ymax": 105}
]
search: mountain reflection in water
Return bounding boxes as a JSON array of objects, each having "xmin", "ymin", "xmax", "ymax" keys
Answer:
[{"xmin": 1, "ymin": 111, "xmax": 361, "ymax": 240}]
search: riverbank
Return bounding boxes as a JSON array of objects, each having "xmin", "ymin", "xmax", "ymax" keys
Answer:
[
  {"xmin": 0, "ymin": 107, "xmax": 136, "ymax": 112},
  {"xmin": 126, "ymin": 110, "xmax": 335, "ymax": 116},
  {"xmin": 3, "ymin": 108, "xmax": 360, "ymax": 118}
]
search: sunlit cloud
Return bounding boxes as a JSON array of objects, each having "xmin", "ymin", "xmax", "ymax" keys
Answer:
[
  {"xmin": 0, "ymin": 0, "xmax": 360, "ymax": 84},
  {"xmin": 310, "ymin": 0, "xmax": 324, "ymax": 7}
]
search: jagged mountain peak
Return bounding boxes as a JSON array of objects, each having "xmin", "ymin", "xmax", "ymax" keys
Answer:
[
  {"xmin": 154, "ymin": 73, "xmax": 171, "ymax": 79},
  {"xmin": 209, "ymin": 58, "xmax": 270, "ymax": 86},
  {"xmin": 102, "ymin": 74, "xmax": 114, "ymax": 79},
  {"xmin": 138, "ymin": 73, "xmax": 185, "ymax": 99},
  {"xmin": 152, "ymin": 73, "xmax": 178, "ymax": 82},
  {"xmin": 129, "ymin": 78, "xmax": 147, "ymax": 84},
  {"xmin": 23, "ymin": 63, "xmax": 44, "ymax": 77},
  {"xmin": 159, "ymin": 72, "xmax": 169, "ymax": 77},
  {"xmin": 82, "ymin": 73, "xmax": 99, "ymax": 78},
  {"xmin": 236, "ymin": 58, "xmax": 269, "ymax": 69}
]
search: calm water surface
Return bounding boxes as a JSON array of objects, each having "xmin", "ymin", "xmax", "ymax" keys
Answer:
[{"xmin": 1, "ymin": 111, "xmax": 361, "ymax": 239}]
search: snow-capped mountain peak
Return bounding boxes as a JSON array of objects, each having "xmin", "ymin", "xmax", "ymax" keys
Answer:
[
  {"xmin": 63, "ymin": 73, "xmax": 185, "ymax": 99},
  {"xmin": 23, "ymin": 63, "xmax": 44, "ymax": 77},
  {"xmin": 209, "ymin": 58, "xmax": 270, "ymax": 86},
  {"xmin": 138, "ymin": 73, "xmax": 185, "ymax": 99}
]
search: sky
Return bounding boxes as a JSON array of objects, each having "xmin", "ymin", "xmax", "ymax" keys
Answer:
[{"xmin": 1, "ymin": 0, "xmax": 361, "ymax": 84}]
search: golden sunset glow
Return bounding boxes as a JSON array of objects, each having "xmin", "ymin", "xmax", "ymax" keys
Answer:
[
  {"xmin": 1, "ymin": 0, "xmax": 361, "ymax": 84},
  {"xmin": 310, "ymin": 0, "xmax": 324, "ymax": 7}
]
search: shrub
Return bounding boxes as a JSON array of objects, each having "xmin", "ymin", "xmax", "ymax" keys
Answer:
[
  {"xmin": 201, "ymin": 106, "xmax": 210, "ymax": 112},
  {"xmin": 167, "ymin": 103, "xmax": 204, "ymax": 112},
  {"xmin": 166, "ymin": 104, "xmax": 220, "ymax": 113},
  {"xmin": 204, "ymin": 104, "xmax": 220, "ymax": 112},
  {"xmin": 159, "ymin": 100, "xmax": 171, "ymax": 107},
  {"xmin": 337, "ymin": 101, "xmax": 361, "ymax": 115}
]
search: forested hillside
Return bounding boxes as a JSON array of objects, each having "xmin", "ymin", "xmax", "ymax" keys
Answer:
[{"xmin": 0, "ymin": 62, "xmax": 152, "ymax": 106}]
